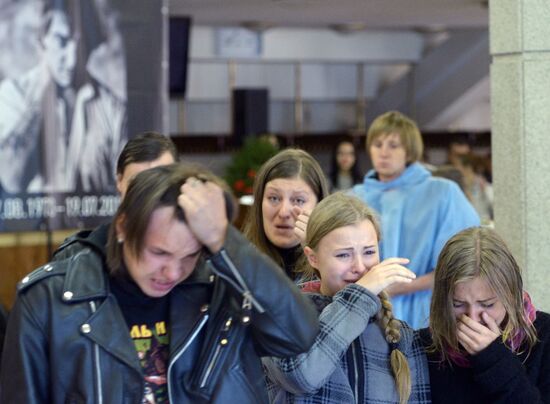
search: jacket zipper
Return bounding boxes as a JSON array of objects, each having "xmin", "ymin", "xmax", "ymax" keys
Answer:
[
  {"xmin": 89, "ymin": 301, "xmax": 103, "ymax": 404},
  {"xmin": 199, "ymin": 344, "xmax": 222, "ymax": 388},
  {"xmin": 167, "ymin": 314, "xmax": 209, "ymax": 403},
  {"xmin": 198, "ymin": 316, "xmax": 233, "ymax": 388},
  {"xmin": 208, "ymin": 250, "xmax": 265, "ymax": 313},
  {"xmin": 351, "ymin": 341, "xmax": 359, "ymax": 404}
]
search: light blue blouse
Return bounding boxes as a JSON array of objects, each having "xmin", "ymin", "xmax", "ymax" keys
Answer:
[{"xmin": 352, "ymin": 162, "xmax": 480, "ymax": 328}]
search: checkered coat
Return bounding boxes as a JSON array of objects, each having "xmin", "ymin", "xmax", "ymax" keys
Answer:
[{"xmin": 263, "ymin": 284, "xmax": 431, "ymax": 403}]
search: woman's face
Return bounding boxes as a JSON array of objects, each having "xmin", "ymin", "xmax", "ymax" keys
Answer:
[
  {"xmin": 336, "ymin": 142, "xmax": 356, "ymax": 172},
  {"xmin": 369, "ymin": 133, "xmax": 407, "ymax": 182},
  {"xmin": 452, "ymin": 276, "xmax": 507, "ymax": 327},
  {"xmin": 306, "ymin": 220, "xmax": 380, "ymax": 296},
  {"xmin": 262, "ymin": 177, "xmax": 318, "ymax": 249},
  {"xmin": 119, "ymin": 206, "xmax": 202, "ymax": 297}
]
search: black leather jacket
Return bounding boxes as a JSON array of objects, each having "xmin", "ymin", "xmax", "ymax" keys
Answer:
[{"xmin": 0, "ymin": 225, "xmax": 319, "ymax": 403}]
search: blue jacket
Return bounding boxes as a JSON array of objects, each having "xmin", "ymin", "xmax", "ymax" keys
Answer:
[{"xmin": 352, "ymin": 163, "xmax": 479, "ymax": 328}]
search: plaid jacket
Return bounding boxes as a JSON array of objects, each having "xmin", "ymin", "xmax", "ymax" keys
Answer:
[{"xmin": 263, "ymin": 284, "xmax": 431, "ymax": 403}]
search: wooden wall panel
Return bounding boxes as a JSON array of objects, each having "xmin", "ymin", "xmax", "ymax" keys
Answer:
[
  {"xmin": 0, "ymin": 205, "xmax": 251, "ymax": 311},
  {"xmin": 0, "ymin": 231, "xmax": 74, "ymax": 310},
  {"xmin": 0, "ymin": 245, "xmax": 50, "ymax": 310}
]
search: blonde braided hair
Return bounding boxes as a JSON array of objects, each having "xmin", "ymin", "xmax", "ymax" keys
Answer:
[
  {"xmin": 378, "ymin": 290, "xmax": 411, "ymax": 404},
  {"xmin": 297, "ymin": 193, "xmax": 412, "ymax": 403}
]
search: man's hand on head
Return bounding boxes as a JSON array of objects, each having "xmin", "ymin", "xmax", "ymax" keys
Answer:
[{"xmin": 178, "ymin": 177, "xmax": 228, "ymax": 253}]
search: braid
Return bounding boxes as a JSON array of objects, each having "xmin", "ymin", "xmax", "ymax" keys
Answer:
[
  {"xmin": 378, "ymin": 291, "xmax": 411, "ymax": 404},
  {"xmin": 378, "ymin": 291, "xmax": 401, "ymax": 343}
]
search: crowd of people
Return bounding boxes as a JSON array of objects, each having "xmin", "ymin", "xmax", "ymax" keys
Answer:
[{"xmin": 0, "ymin": 110, "xmax": 548, "ymax": 403}]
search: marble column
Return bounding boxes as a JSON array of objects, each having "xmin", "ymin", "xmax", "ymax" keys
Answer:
[{"xmin": 490, "ymin": 0, "xmax": 550, "ymax": 310}]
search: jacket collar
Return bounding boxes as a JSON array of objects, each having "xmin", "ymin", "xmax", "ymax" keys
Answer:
[
  {"xmin": 62, "ymin": 250, "xmax": 110, "ymax": 301},
  {"xmin": 56, "ymin": 222, "xmax": 111, "ymax": 258},
  {"xmin": 61, "ymin": 223, "xmax": 110, "ymax": 301},
  {"xmin": 84, "ymin": 294, "xmax": 143, "ymax": 374},
  {"xmin": 61, "ymin": 224, "xmax": 111, "ymax": 302},
  {"xmin": 363, "ymin": 162, "xmax": 431, "ymax": 191}
]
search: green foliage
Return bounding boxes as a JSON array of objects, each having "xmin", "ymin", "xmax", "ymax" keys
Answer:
[{"xmin": 225, "ymin": 137, "xmax": 278, "ymax": 197}]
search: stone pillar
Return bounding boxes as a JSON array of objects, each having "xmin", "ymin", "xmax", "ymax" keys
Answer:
[{"xmin": 490, "ymin": 0, "xmax": 550, "ymax": 310}]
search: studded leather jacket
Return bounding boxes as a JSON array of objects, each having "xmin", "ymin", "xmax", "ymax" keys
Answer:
[{"xmin": 0, "ymin": 224, "xmax": 319, "ymax": 403}]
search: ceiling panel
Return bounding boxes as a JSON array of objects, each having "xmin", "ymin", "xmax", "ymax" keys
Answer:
[{"xmin": 170, "ymin": 0, "xmax": 489, "ymax": 30}]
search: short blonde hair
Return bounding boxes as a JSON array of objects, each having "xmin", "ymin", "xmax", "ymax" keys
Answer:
[{"xmin": 366, "ymin": 111, "xmax": 423, "ymax": 164}]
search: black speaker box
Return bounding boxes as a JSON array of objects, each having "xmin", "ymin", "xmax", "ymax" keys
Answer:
[
  {"xmin": 232, "ymin": 88, "xmax": 269, "ymax": 146},
  {"xmin": 169, "ymin": 17, "xmax": 191, "ymax": 97}
]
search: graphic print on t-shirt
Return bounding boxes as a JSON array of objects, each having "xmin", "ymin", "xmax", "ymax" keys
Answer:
[{"xmin": 130, "ymin": 321, "xmax": 170, "ymax": 404}]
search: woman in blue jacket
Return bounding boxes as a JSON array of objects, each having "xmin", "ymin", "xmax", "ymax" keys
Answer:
[{"xmin": 352, "ymin": 111, "xmax": 479, "ymax": 328}]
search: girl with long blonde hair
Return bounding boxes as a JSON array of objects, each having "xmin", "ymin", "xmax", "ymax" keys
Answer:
[
  {"xmin": 419, "ymin": 226, "xmax": 550, "ymax": 403},
  {"xmin": 263, "ymin": 193, "xmax": 430, "ymax": 403}
]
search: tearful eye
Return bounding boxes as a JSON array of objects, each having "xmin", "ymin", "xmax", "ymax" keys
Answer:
[
  {"xmin": 151, "ymin": 250, "xmax": 168, "ymax": 257},
  {"xmin": 267, "ymin": 195, "xmax": 280, "ymax": 204}
]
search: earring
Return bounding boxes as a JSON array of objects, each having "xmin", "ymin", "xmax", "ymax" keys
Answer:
[{"xmin": 117, "ymin": 238, "xmax": 124, "ymax": 244}]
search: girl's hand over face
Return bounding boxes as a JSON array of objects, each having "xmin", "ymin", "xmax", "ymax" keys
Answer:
[
  {"xmin": 355, "ymin": 257, "xmax": 414, "ymax": 296},
  {"xmin": 456, "ymin": 312, "xmax": 501, "ymax": 355},
  {"xmin": 293, "ymin": 207, "xmax": 310, "ymax": 247}
]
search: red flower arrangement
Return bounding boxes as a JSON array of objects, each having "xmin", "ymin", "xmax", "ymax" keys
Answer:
[{"xmin": 225, "ymin": 137, "xmax": 278, "ymax": 197}]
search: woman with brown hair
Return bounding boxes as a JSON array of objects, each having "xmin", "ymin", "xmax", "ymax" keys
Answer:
[
  {"xmin": 328, "ymin": 138, "xmax": 363, "ymax": 192},
  {"xmin": 243, "ymin": 148, "xmax": 329, "ymax": 280},
  {"xmin": 263, "ymin": 192, "xmax": 431, "ymax": 403},
  {"xmin": 419, "ymin": 226, "xmax": 550, "ymax": 403}
]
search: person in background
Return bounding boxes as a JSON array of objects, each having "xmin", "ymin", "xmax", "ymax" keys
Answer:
[
  {"xmin": 243, "ymin": 148, "xmax": 329, "ymax": 280},
  {"xmin": 0, "ymin": 163, "xmax": 319, "ymax": 403},
  {"xmin": 431, "ymin": 164, "xmax": 465, "ymax": 191},
  {"xmin": 455, "ymin": 154, "xmax": 493, "ymax": 224},
  {"xmin": 447, "ymin": 135, "xmax": 472, "ymax": 169},
  {"xmin": 53, "ymin": 131, "xmax": 177, "ymax": 260},
  {"xmin": 114, "ymin": 131, "xmax": 178, "ymax": 198},
  {"xmin": 264, "ymin": 193, "xmax": 431, "ymax": 404},
  {"xmin": 352, "ymin": 111, "xmax": 479, "ymax": 329},
  {"xmin": 418, "ymin": 226, "xmax": 550, "ymax": 403},
  {"xmin": 328, "ymin": 138, "xmax": 363, "ymax": 192}
]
